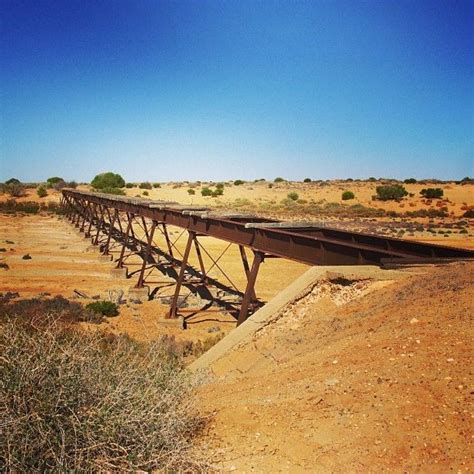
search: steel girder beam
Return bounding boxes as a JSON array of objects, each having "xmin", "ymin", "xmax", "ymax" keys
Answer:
[{"xmin": 62, "ymin": 189, "xmax": 474, "ymax": 267}]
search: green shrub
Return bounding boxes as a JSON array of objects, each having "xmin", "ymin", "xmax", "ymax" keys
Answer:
[
  {"xmin": 201, "ymin": 187, "xmax": 213, "ymax": 196},
  {"xmin": 187, "ymin": 188, "xmax": 196, "ymax": 195},
  {"xmin": 0, "ymin": 314, "xmax": 203, "ymax": 471},
  {"xmin": 341, "ymin": 191, "xmax": 355, "ymax": 200},
  {"xmin": 375, "ymin": 184, "xmax": 408, "ymax": 201},
  {"xmin": 216, "ymin": 182, "xmax": 224, "ymax": 190},
  {"xmin": 91, "ymin": 172, "xmax": 125, "ymax": 190},
  {"xmin": 46, "ymin": 176, "xmax": 63, "ymax": 188},
  {"xmin": 287, "ymin": 192, "xmax": 299, "ymax": 201},
  {"xmin": 152, "ymin": 182, "xmax": 161, "ymax": 188},
  {"xmin": 420, "ymin": 187, "xmax": 444, "ymax": 199},
  {"xmin": 125, "ymin": 182, "xmax": 134, "ymax": 188},
  {"xmin": 368, "ymin": 177, "xmax": 377, "ymax": 182},
  {"xmin": 36, "ymin": 185, "xmax": 47, "ymax": 198},
  {"xmin": 142, "ymin": 190, "xmax": 149, "ymax": 196},
  {"xmin": 99, "ymin": 187, "xmax": 125, "ymax": 196},
  {"xmin": 0, "ymin": 200, "xmax": 40, "ymax": 214},
  {"xmin": 85, "ymin": 300, "xmax": 119, "ymax": 317},
  {"xmin": 268, "ymin": 183, "xmax": 273, "ymax": 188},
  {"xmin": 139, "ymin": 182, "xmax": 152, "ymax": 190},
  {"xmin": 404, "ymin": 178, "xmax": 417, "ymax": 184},
  {"xmin": 6, "ymin": 182, "xmax": 26, "ymax": 197},
  {"xmin": 234, "ymin": 179, "xmax": 244, "ymax": 186},
  {"xmin": 303, "ymin": 178, "xmax": 311, "ymax": 183},
  {"xmin": 274, "ymin": 177, "xmax": 285, "ymax": 183}
]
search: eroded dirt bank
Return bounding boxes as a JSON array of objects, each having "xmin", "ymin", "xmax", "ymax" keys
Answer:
[{"xmin": 196, "ymin": 263, "xmax": 474, "ymax": 472}]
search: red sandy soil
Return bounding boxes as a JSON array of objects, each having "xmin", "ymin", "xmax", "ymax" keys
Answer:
[{"xmin": 196, "ymin": 263, "xmax": 474, "ymax": 472}]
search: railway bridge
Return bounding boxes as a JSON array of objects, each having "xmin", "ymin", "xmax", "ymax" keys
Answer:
[{"xmin": 61, "ymin": 189, "xmax": 474, "ymax": 325}]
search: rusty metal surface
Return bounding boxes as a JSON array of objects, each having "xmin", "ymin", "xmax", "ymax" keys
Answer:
[{"xmin": 62, "ymin": 189, "xmax": 474, "ymax": 266}]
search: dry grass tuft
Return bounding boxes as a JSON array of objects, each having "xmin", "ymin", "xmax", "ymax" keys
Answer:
[{"xmin": 0, "ymin": 309, "xmax": 206, "ymax": 471}]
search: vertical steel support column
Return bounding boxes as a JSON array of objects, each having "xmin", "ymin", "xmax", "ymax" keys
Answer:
[
  {"xmin": 136, "ymin": 220, "xmax": 157, "ymax": 288},
  {"xmin": 162, "ymin": 223, "xmax": 174, "ymax": 258},
  {"xmin": 116, "ymin": 213, "xmax": 134, "ymax": 268},
  {"xmin": 237, "ymin": 251, "xmax": 264, "ymax": 326},
  {"xmin": 193, "ymin": 235, "xmax": 207, "ymax": 282},
  {"xmin": 102, "ymin": 209, "xmax": 118, "ymax": 255},
  {"xmin": 167, "ymin": 231, "xmax": 194, "ymax": 318},
  {"xmin": 93, "ymin": 205, "xmax": 105, "ymax": 245},
  {"xmin": 85, "ymin": 203, "xmax": 96, "ymax": 238}
]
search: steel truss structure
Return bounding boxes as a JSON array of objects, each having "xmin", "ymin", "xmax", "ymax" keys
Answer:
[{"xmin": 61, "ymin": 189, "xmax": 474, "ymax": 325}]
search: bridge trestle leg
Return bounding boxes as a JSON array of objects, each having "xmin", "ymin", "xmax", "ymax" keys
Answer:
[{"xmin": 237, "ymin": 251, "xmax": 265, "ymax": 326}]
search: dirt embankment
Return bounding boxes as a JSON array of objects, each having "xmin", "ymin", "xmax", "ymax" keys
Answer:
[{"xmin": 196, "ymin": 263, "xmax": 474, "ymax": 472}]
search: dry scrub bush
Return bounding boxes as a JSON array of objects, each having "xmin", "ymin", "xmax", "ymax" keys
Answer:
[{"xmin": 0, "ymin": 311, "xmax": 204, "ymax": 471}]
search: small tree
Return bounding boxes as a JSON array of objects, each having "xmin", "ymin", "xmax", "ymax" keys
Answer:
[
  {"xmin": 37, "ymin": 185, "xmax": 47, "ymax": 198},
  {"xmin": 274, "ymin": 177, "xmax": 285, "ymax": 183},
  {"xmin": 303, "ymin": 178, "xmax": 311, "ymax": 183},
  {"xmin": 139, "ymin": 182, "xmax": 152, "ymax": 190},
  {"xmin": 6, "ymin": 182, "xmax": 25, "ymax": 197},
  {"xmin": 91, "ymin": 172, "xmax": 125, "ymax": 190},
  {"xmin": 375, "ymin": 185, "xmax": 408, "ymax": 201},
  {"xmin": 5, "ymin": 178, "xmax": 20, "ymax": 185},
  {"xmin": 46, "ymin": 177, "xmax": 63, "ymax": 188},
  {"xmin": 125, "ymin": 183, "xmax": 134, "ymax": 188},
  {"xmin": 152, "ymin": 183, "xmax": 161, "ymax": 188},
  {"xmin": 287, "ymin": 192, "xmax": 299, "ymax": 201},
  {"xmin": 420, "ymin": 188, "xmax": 444, "ymax": 199},
  {"xmin": 404, "ymin": 178, "xmax": 417, "ymax": 184},
  {"xmin": 234, "ymin": 180, "xmax": 244, "ymax": 186},
  {"xmin": 201, "ymin": 187, "xmax": 213, "ymax": 196},
  {"xmin": 342, "ymin": 191, "xmax": 355, "ymax": 200},
  {"xmin": 187, "ymin": 188, "xmax": 195, "ymax": 195}
]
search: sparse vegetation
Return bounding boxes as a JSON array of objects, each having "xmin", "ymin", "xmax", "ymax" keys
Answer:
[
  {"xmin": 5, "ymin": 182, "xmax": 26, "ymax": 197},
  {"xmin": 0, "ymin": 307, "xmax": 203, "ymax": 471},
  {"xmin": 85, "ymin": 300, "xmax": 119, "ymax": 317},
  {"xmin": 420, "ymin": 187, "xmax": 444, "ymax": 199},
  {"xmin": 341, "ymin": 191, "xmax": 355, "ymax": 200},
  {"xmin": 0, "ymin": 200, "xmax": 40, "ymax": 214},
  {"xmin": 99, "ymin": 187, "xmax": 126, "ymax": 196},
  {"xmin": 36, "ymin": 185, "xmax": 47, "ymax": 198},
  {"xmin": 375, "ymin": 184, "xmax": 408, "ymax": 201},
  {"xmin": 46, "ymin": 176, "xmax": 63, "ymax": 188},
  {"xmin": 91, "ymin": 172, "xmax": 125, "ymax": 190}
]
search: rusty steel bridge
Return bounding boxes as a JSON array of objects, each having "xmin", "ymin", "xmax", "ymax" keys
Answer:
[{"xmin": 61, "ymin": 189, "xmax": 474, "ymax": 325}]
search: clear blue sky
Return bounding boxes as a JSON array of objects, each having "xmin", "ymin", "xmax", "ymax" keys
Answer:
[{"xmin": 1, "ymin": 0, "xmax": 473, "ymax": 182}]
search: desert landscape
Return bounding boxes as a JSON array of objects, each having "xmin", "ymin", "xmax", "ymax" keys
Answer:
[
  {"xmin": 1, "ymin": 176, "xmax": 473, "ymax": 471},
  {"xmin": 2, "ymin": 0, "xmax": 473, "ymax": 471}
]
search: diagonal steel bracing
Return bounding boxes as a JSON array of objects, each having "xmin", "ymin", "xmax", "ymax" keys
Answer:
[{"xmin": 61, "ymin": 189, "xmax": 474, "ymax": 325}]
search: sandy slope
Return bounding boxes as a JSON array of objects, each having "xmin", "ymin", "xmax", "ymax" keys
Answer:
[{"xmin": 196, "ymin": 263, "xmax": 474, "ymax": 472}]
